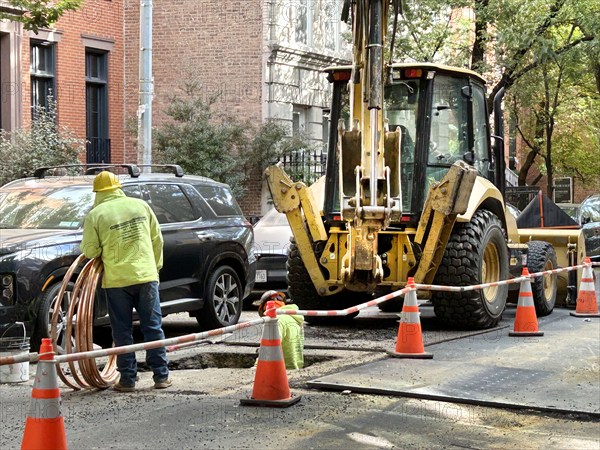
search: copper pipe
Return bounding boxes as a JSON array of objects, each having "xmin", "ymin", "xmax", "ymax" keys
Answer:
[{"xmin": 50, "ymin": 256, "xmax": 117, "ymax": 389}]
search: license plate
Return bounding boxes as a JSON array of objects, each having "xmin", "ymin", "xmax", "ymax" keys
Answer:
[{"xmin": 255, "ymin": 270, "xmax": 267, "ymax": 283}]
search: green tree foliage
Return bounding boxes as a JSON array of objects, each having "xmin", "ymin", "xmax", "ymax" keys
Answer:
[
  {"xmin": 0, "ymin": 0, "xmax": 82, "ymax": 32},
  {"xmin": 388, "ymin": 0, "xmax": 599, "ymax": 194},
  {"xmin": 152, "ymin": 80, "xmax": 313, "ymax": 199},
  {"xmin": 390, "ymin": 0, "xmax": 472, "ymax": 65},
  {"xmin": 0, "ymin": 100, "xmax": 84, "ymax": 186}
]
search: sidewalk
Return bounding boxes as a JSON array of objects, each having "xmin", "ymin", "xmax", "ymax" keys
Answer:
[{"xmin": 308, "ymin": 308, "xmax": 600, "ymax": 416}]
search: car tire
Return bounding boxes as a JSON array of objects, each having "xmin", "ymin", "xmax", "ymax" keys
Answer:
[
  {"xmin": 32, "ymin": 281, "xmax": 75, "ymax": 353},
  {"xmin": 197, "ymin": 265, "xmax": 243, "ymax": 330}
]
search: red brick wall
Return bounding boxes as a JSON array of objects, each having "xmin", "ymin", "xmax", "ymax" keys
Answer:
[
  {"xmin": 124, "ymin": 0, "xmax": 265, "ymax": 129},
  {"xmin": 21, "ymin": 0, "xmax": 125, "ymax": 163},
  {"xmin": 124, "ymin": 0, "xmax": 265, "ymax": 214}
]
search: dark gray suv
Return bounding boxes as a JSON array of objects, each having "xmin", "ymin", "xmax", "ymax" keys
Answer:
[{"xmin": 0, "ymin": 165, "xmax": 256, "ymax": 350}]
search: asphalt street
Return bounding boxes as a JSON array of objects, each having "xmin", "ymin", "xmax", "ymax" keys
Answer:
[{"xmin": 1, "ymin": 303, "xmax": 599, "ymax": 449}]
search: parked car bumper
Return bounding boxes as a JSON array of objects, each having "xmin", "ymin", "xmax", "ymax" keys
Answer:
[{"xmin": 251, "ymin": 254, "xmax": 288, "ymax": 295}]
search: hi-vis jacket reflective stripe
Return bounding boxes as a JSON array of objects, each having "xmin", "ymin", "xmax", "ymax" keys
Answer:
[
  {"xmin": 80, "ymin": 189, "xmax": 163, "ymax": 289},
  {"xmin": 278, "ymin": 304, "xmax": 304, "ymax": 369}
]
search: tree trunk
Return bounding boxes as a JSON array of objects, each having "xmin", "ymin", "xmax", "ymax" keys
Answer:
[
  {"xmin": 518, "ymin": 114, "xmax": 545, "ymax": 186},
  {"xmin": 471, "ymin": 0, "xmax": 489, "ymax": 73}
]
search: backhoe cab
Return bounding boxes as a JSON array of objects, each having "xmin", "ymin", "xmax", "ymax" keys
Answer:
[{"xmin": 265, "ymin": 1, "xmax": 584, "ymax": 329}]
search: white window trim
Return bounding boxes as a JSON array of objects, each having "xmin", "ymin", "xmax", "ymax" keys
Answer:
[
  {"xmin": 81, "ymin": 35, "xmax": 114, "ymax": 52},
  {"xmin": 29, "ymin": 29, "xmax": 62, "ymax": 43}
]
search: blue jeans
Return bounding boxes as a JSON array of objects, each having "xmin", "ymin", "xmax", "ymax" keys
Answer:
[{"xmin": 105, "ymin": 281, "xmax": 169, "ymax": 385}]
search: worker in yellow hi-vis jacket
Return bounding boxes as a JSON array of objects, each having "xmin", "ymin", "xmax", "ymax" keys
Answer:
[
  {"xmin": 254, "ymin": 290, "xmax": 304, "ymax": 369},
  {"xmin": 81, "ymin": 171, "xmax": 171, "ymax": 392}
]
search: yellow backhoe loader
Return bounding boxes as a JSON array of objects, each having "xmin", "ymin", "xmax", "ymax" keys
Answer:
[{"xmin": 265, "ymin": 1, "xmax": 585, "ymax": 328}]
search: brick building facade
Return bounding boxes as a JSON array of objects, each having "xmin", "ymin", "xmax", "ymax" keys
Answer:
[
  {"xmin": 123, "ymin": 0, "xmax": 349, "ymax": 216},
  {"xmin": 1, "ymin": 0, "xmax": 125, "ymax": 164}
]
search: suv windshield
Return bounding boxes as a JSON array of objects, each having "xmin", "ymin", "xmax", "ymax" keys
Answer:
[{"xmin": 0, "ymin": 185, "xmax": 94, "ymax": 229}]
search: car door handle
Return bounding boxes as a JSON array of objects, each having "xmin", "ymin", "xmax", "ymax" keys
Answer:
[{"xmin": 195, "ymin": 231, "xmax": 212, "ymax": 241}]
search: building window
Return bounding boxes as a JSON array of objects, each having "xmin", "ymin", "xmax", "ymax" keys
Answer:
[
  {"xmin": 295, "ymin": 0, "xmax": 312, "ymax": 46},
  {"xmin": 30, "ymin": 40, "xmax": 56, "ymax": 117},
  {"xmin": 324, "ymin": 1, "xmax": 340, "ymax": 51},
  {"xmin": 292, "ymin": 105, "xmax": 307, "ymax": 135},
  {"xmin": 85, "ymin": 50, "xmax": 110, "ymax": 163}
]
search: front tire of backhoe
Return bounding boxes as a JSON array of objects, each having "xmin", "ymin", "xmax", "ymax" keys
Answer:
[
  {"xmin": 431, "ymin": 209, "xmax": 509, "ymax": 329},
  {"xmin": 286, "ymin": 239, "xmax": 368, "ymax": 325}
]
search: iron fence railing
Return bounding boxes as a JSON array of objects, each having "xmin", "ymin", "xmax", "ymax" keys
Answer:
[
  {"xmin": 279, "ymin": 150, "xmax": 326, "ymax": 185},
  {"xmin": 505, "ymin": 186, "xmax": 541, "ymax": 211},
  {"xmin": 86, "ymin": 137, "xmax": 111, "ymax": 163}
]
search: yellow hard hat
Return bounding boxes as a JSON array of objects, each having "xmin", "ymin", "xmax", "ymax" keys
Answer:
[{"xmin": 93, "ymin": 171, "xmax": 122, "ymax": 192}]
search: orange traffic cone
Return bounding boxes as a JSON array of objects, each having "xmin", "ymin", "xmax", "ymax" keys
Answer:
[
  {"xmin": 509, "ymin": 268, "xmax": 544, "ymax": 337},
  {"xmin": 240, "ymin": 301, "xmax": 301, "ymax": 407},
  {"xmin": 570, "ymin": 257, "xmax": 600, "ymax": 318},
  {"xmin": 387, "ymin": 278, "xmax": 433, "ymax": 359},
  {"xmin": 21, "ymin": 338, "xmax": 67, "ymax": 450}
]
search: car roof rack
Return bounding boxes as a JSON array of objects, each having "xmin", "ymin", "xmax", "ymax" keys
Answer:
[
  {"xmin": 134, "ymin": 164, "xmax": 185, "ymax": 177},
  {"xmin": 84, "ymin": 164, "xmax": 141, "ymax": 177},
  {"xmin": 34, "ymin": 164, "xmax": 141, "ymax": 179}
]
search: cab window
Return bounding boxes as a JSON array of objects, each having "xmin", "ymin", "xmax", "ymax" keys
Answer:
[{"xmin": 472, "ymin": 84, "xmax": 490, "ymax": 175}]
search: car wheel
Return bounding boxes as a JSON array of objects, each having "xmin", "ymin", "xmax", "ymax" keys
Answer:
[
  {"xmin": 196, "ymin": 265, "xmax": 243, "ymax": 330},
  {"xmin": 32, "ymin": 281, "xmax": 75, "ymax": 353}
]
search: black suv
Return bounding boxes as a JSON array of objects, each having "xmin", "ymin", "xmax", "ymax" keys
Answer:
[{"xmin": 0, "ymin": 165, "xmax": 256, "ymax": 350}]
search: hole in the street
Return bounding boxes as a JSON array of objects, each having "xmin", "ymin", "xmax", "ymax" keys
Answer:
[{"xmin": 140, "ymin": 352, "xmax": 337, "ymax": 371}]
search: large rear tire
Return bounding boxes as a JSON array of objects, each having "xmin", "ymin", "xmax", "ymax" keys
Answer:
[
  {"xmin": 431, "ymin": 209, "xmax": 509, "ymax": 329},
  {"xmin": 526, "ymin": 241, "xmax": 557, "ymax": 317},
  {"xmin": 287, "ymin": 239, "xmax": 370, "ymax": 324}
]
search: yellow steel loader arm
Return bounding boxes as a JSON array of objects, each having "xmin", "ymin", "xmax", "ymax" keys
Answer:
[
  {"xmin": 336, "ymin": 0, "xmax": 477, "ymax": 286},
  {"xmin": 337, "ymin": 0, "xmax": 398, "ymax": 286},
  {"xmin": 264, "ymin": 165, "xmax": 344, "ymax": 296}
]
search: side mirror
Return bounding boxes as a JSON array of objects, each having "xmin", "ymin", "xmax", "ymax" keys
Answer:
[{"xmin": 463, "ymin": 151, "xmax": 475, "ymax": 164}]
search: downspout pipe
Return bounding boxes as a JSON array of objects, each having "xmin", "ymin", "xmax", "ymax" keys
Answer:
[{"xmin": 138, "ymin": 0, "xmax": 153, "ymax": 172}]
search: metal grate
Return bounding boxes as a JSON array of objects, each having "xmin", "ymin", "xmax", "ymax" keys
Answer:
[
  {"xmin": 279, "ymin": 149, "xmax": 326, "ymax": 185},
  {"xmin": 505, "ymin": 186, "xmax": 541, "ymax": 211},
  {"xmin": 86, "ymin": 137, "xmax": 111, "ymax": 164}
]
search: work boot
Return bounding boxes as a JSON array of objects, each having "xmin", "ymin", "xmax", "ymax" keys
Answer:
[
  {"xmin": 154, "ymin": 378, "xmax": 172, "ymax": 389},
  {"xmin": 113, "ymin": 380, "xmax": 136, "ymax": 392}
]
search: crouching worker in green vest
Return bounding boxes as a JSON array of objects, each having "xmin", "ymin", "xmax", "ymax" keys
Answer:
[{"xmin": 254, "ymin": 290, "xmax": 304, "ymax": 369}]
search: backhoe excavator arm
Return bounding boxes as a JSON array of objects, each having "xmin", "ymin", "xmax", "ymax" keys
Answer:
[
  {"xmin": 265, "ymin": 1, "xmax": 478, "ymax": 294},
  {"xmin": 264, "ymin": 165, "xmax": 343, "ymax": 296}
]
